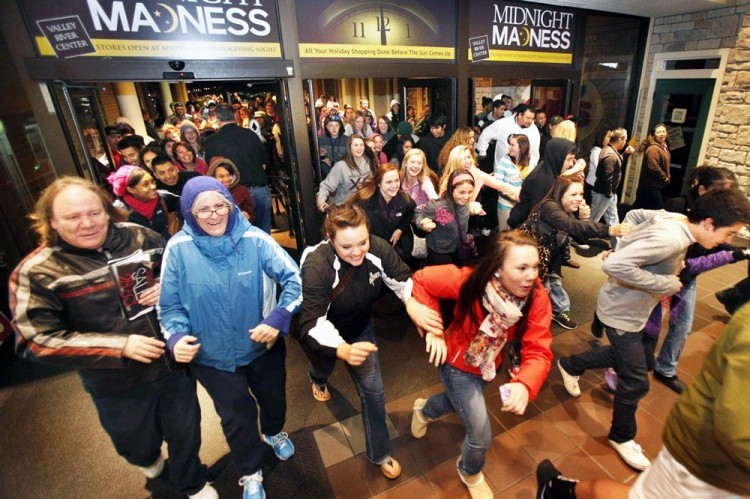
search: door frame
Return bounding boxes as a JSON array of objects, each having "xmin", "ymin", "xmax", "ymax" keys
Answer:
[{"xmin": 624, "ymin": 48, "xmax": 728, "ymax": 203}]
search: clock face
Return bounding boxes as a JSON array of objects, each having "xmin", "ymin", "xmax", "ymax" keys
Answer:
[
  {"xmin": 297, "ymin": 0, "xmax": 456, "ymax": 56},
  {"xmin": 323, "ymin": 5, "xmax": 437, "ymax": 46}
]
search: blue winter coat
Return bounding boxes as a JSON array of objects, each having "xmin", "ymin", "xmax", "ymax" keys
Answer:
[{"xmin": 158, "ymin": 177, "xmax": 302, "ymax": 372}]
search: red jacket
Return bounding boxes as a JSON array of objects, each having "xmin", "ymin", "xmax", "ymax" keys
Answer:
[{"xmin": 412, "ymin": 265, "xmax": 553, "ymax": 400}]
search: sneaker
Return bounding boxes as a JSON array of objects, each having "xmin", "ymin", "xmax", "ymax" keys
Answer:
[
  {"xmin": 411, "ymin": 398, "xmax": 430, "ymax": 438},
  {"xmin": 263, "ymin": 432, "xmax": 295, "ymax": 460},
  {"xmin": 311, "ymin": 381, "xmax": 330, "ymax": 402},
  {"xmin": 188, "ymin": 483, "xmax": 219, "ymax": 499},
  {"xmin": 609, "ymin": 439, "xmax": 651, "ymax": 471},
  {"xmin": 653, "ymin": 371, "xmax": 685, "ymax": 394},
  {"xmin": 536, "ymin": 459, "xmax": 578, "ymax": 499},
  {"xmin": 557, "ymin": 360, "xmax": 581, "ymax": 397},
  {"xmin": 456, "ymin": 458, "xmax": 493, "ymax": 499},
  {"xmin": 239, "ymin": 471, "xmax": 265, "ymax": 499},
  {"xmin": 553, "ymin": 312, "xmax": 577, "ymax": 330},
  {"xmin": 139, "ymin": 454, "xmax": 164, "ymax": 479},
  {"xmin": 380, "ymin": 457, "xmax": 402, "ymax": 479}
]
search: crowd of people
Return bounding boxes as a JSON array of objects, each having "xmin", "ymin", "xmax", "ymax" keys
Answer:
[{"xmin": 8, "ymin": 92, "xmax": 750, "ymax": 499}]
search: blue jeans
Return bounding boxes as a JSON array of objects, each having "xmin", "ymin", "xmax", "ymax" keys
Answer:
[
  {"xmin": 422, "ymin": 364, "xmax": 491, "ymax": 475},
  {"xmin": 655, "ymin": 279, "xmax": 697, "ymax": 377},
  {"xmin": 91, "ymin": 370, "xmax": 207, "ymax": 496},
  {"xmin": 307, "ymin": 321, "xmax": 391, "ymax": 464},
  {"xmin": 544, "ymin": 273, "xmax": 570, "ymax": 314},
  {"xmin": 561, "ymin": 326, "xmax": 650, "ymax": 442},
  {"xmin": 590, "ymin": 192, "xmax": 619, "ymax": 247},
  {"xmin": 249, "ymin": 185, "xmax": 273, "ymax": 234}
]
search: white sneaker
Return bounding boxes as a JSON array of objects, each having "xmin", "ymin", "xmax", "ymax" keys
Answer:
[
  {"xmin": 189, "ymin": 483, "xmax": 219, "ymax": 499},
  {"xmin": 558, "ymin": 360, "xmax": 581, "ymax": 397},
  {"xmin": 139, "ymin": 454, "xmax": 164, "ymax": 479},
  {"xmin": 609, "ymin": 439, "xmax": 651, "ymax": 470}
]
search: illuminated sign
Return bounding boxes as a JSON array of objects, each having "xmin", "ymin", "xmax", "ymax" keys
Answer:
[
  {"xmin": 295, "ymin": 0, "xmax": 456, "ymax": 61},
  {"xmin": 20, "ymin": 0, "xmax": 283, "ymax": 59},
  {"xmin": 468, "ymin": 1, "xmax": 577, "ymax": 64}
]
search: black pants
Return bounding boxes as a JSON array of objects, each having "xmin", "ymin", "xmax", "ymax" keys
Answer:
[
  {"xmin": 91, "ymin": 369, "xmax": 206, "ymax": 496},
  {"xmin": 634, "ymin": 186, "xmax": 665, "ymax": 210},
  {"xmin": 561, "ymin": 326, "xmax": 651, "ymax": 443},
  {"xmin": 190, "ymin": 339, "xmax": 287, "ymax": 476}
]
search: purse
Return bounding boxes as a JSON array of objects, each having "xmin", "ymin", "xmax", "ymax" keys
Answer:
[
  {"xmin": 455, "ymin": 213, "xmax": 478, "ymax": 261},
  {"xmin": 410, "ymin": 226, "xmax": 428, "ymax": 259},
  {"xmin": 516, "ymin": 210, "xmax": 556, "ymax": 280}
]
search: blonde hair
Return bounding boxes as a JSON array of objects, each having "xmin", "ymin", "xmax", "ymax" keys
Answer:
[
  {"xmin": 437, "ymin": 126, "xmax": 476, "ymax": 171},
  {"xmin": 439, "ymin": 145, "xmax": 476, "ymax": 194},
  {"xmin": 552, "ymin": 120, "xmax": 577, "ymax": 141},
  {"xmin": 399, "ymin": 149, "xmax": 429, "ymax": 183}
]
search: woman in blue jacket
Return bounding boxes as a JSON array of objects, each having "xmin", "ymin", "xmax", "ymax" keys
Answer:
[{"xmin": 159, "ymin": 176, "xmax": 302, "ymax": 499}]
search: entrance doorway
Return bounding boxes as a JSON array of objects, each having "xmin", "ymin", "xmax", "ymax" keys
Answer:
[
  {"xmin": 49, "ymin": 78, "xmax": 303, "ymax": 255},
  {"xmin": 649, "ymin": 78, "xmax": 715, "ymax": 197}
]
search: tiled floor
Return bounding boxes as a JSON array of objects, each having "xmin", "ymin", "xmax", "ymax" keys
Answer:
[
  {"xmin": 1, "ymin": 242, "xmax": 745, "ymax": 498},
  {"xmin": 315, "ymin": 259, "xmax": 746, "ymax": 498}
]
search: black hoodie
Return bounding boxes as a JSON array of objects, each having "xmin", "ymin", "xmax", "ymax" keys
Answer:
[{"xmin": 508, "ymin": 138, "xmax": 575, "ymax": 228}]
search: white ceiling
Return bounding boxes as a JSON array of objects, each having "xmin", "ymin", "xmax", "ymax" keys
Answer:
[{"xmin": 519, "ymin": 0, "xmax": 734, "ymax": 19}]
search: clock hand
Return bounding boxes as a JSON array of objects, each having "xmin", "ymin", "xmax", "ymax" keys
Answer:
[{"xmin": 378, "ymin": 6, "xmax": 390, "ymax": 46}]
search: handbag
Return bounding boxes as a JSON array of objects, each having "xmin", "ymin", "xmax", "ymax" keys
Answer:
[
  {"xmin": 411, "ymin": 226, "xmax": 428, "ymax": 259},
  {"xmin": 516, "ymin": 210, "xmax": 556, "ymax": 280},
  {"xmin": 455, "ymin": 213, "xmax": 478, "ymax": 261}
]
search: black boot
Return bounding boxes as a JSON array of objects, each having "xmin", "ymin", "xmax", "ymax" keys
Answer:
[{"xmin": 716, "ymin": 277, "xmax": 750, "ymax": 314}]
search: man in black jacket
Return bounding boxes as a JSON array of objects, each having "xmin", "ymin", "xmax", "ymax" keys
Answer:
[
  {"xmin": 10, "ymin": 177, "xmax": 215, "ymax": 499},
  {"xmin": 204, "ymin": 103, "xmax": 272, "ymax": 233}
]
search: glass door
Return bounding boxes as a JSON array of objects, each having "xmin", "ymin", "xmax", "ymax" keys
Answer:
[
  {"xmin": 530, "ymin": 79, "xmax": 572, "ymax": 119},
  {"xmin": 401, "ymin": 78, "xmax": 456, "ymax": 135}
]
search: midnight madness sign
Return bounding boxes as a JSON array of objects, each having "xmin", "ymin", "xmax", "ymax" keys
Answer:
[
  {"xmin": 20, "ymin": 0, "xmax": 282, "ymax": 59},
  {"xmin": 468, "ymin": 1, "xmax": 577, "ymax": 64}
]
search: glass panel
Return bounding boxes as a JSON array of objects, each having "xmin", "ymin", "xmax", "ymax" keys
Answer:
[
  {"xmin": 579, "ymin": 14, "xmax": 644, "ymax": 155},
  {"xmin": 665, "ymin": 58, "xmax": 720, "ymax": 70}
]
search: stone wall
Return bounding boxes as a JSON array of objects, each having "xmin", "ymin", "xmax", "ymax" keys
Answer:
[
  {"xmin": 630, "ymin": 2, "xmax": 750, "ymax": 195},
  {"xmin": 705, "ymin": 6, "xmax": 750, "ymax": 191}
]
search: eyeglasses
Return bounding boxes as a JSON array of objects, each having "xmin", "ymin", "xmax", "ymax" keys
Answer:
[{"xmin": 194, "ymin": 205, "xmax": 231, "ymax": 219}]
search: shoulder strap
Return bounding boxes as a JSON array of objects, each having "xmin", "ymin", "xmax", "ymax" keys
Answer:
[{"xmin": 329, "ymin": 265, "xmax": 357, "ymax": 303}]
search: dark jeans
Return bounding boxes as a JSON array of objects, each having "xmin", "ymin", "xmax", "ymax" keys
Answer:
[
  {"xmin": 303, "ymin": 320, "xmax": 391, "ymax": 464},
  {"xmin": 634, "ymin": 186, "xmax": 665, "ymax": 210},
  {"xmin": 91, "ymin": 369, "xmax": 206, "ymax": 496},
  {"xmin": 561, "ymin": 326, "xmax": 650, "ymax": 443},
  {"xmin": 249, "ymin": 185, "xmax": 273, "ymax": 234},
  {"xmin": 191, "ymin": 339, "xmax": 287, "ymax": 475}
]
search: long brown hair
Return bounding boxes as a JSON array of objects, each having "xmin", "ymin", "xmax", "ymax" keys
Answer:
[
  {"xmin": 530, "ymin": 175, "xmax": 583, "ymax": 215},
  {"xmin": 437, "ymin": 126, "xmax": 476, "ymax": 171},
  {"xmin": 324, "ymin": 203, "xmax": 369, "ymax": 240},
  {"xmin": 342, "ymin": 135, "xmax": 378, "ymax": 175},
  {"xmin": 454, "ymin": 231, "xmax": 539, "ymax": 330},
  {"xmin": 351, "ymin": 163, "xmax": 409, "ymax": 204},
  {"xmin": 509, "ymin": 133, "xmax": 530, "ymax": 168}
]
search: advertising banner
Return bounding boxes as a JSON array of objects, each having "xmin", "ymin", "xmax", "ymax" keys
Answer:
[
  {"xmin": 468, "ymin": 0, "xmax": 577, "ymax": 64},
  {"xmin": 20, "ymin": 0, "xmax": 283, "ymax": 59},
  {"xmin": 296, "ymin": 0, "xmax": 456, "ymax": 62}
]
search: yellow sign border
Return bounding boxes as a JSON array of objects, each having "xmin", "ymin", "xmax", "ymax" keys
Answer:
[
  {"xmin": 36, "ymin": 36, "xmax": 282, "ymax": 59},
  {"xmin": 468, "ymin": 48, "xmax": 572, "ymax": 64},
  {"xmin": 300, "ymin": 43, "xmax": 454, "ymax": 60}
]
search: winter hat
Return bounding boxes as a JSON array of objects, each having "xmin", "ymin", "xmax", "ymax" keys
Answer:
[{"xmin": 397, "ymin": 121, "xmax": 413, "ymax": 135}]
